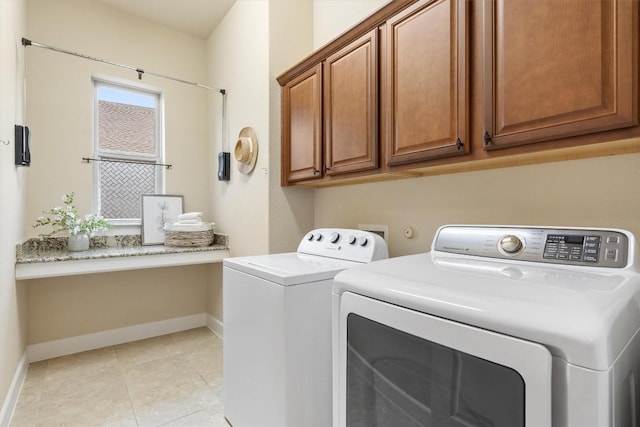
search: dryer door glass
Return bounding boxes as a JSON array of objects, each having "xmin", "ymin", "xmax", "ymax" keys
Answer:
[{"xmin": 346, "ymin": 314, "xmax": 525, "ymax": 427}]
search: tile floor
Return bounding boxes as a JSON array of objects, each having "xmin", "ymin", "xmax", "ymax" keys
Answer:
[{"xmin": 10, "ymin": 327, "xmax": 230, "ymax": 427}]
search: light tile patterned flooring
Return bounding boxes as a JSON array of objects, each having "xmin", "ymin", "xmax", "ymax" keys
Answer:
[{"xmin": 10, "ymin": 327, "xmax": 230, "ymax": 427}]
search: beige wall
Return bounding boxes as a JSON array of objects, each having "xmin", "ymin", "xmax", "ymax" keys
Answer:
[
  {"xmin": 316, "ymin": 152, "xmax": 640, "ymax": 257},
  {"xmin": 0, "ymin": 0, "xmax": 28, "ymax": 413},
  {"xmin": 268, "ymin": 0, "xmax": 316, "ymax": 254},
  {"xmin": 207, "ymin": 0, "xmax": 270, "ymax": 258},
  {"xmin": 206, "ymin": 0, "xmax": 272, "ymax": 324},
  {"xmin": 27, "ymin": 265, "xmax": 209, "ymax": 343},
  {"xmin": 313, "ymin": 0, "xmax": 390, "ymax": 48},
  {"xmin": 207, "ymin": 263, "xmax": 224, "ymax": 324},
  {"xmin": 23, "ymin": 0, "xmax": 216, "ymax": 345},
  {"xmin": 24, "ymin": 0, "xmax": 211, "ymax": 231}
]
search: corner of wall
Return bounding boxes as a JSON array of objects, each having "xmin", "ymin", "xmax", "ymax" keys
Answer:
[
  {"xmin": 267, "ymin": 0, "xmax": 316, "ymax": 254},
  {"xmin": 0, "ymin": 0, "xmax": 28, "ymax": 416}
]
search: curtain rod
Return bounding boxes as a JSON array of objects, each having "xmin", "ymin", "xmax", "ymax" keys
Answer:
[
  {"xmin": 82, "ymin": 157, "xmax": 172, "ymax": 170},
  {"xmin": 22, "ymin": 38, "xmax": 226, "ymax": 94}
]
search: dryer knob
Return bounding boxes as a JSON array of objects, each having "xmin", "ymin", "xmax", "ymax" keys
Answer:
[
  {"xmin": 500, "ymin": 235, "xmax": 523, "ymax": 254},
  {"xmin": 307, "ymin": 233, "xmax": 314, "ymax": 241},
  {"xmin": 358, "ymin": 236, "xmax": 368, "ymax": 247},
  {"xmin": 347, "ymin": 235, "xmax": 357, "ymax": 245},
  {"xmin": 330, "ymin": 232, "xmax": 340, "ymax": 243},
  {"xmin": 315, "ymin": 233, "xmax": 323, "ymax": 242}
]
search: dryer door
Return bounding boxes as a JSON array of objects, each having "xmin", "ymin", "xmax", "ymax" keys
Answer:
[{"xmin": 335, "ymin": 292, "xmax": 552, "ymax": 427}]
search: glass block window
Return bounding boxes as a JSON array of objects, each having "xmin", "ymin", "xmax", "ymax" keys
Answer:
[{"xmin": 93, "ymin": 77, "xmax": 164, "ymax": 223}]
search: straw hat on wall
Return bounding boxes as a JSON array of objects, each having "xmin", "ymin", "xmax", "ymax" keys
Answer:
[{"xmin": 234, "ymin": 127, "xmax": 258, "ymax": 174}]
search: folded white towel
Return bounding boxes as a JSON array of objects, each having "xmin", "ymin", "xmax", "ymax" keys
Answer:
[
  {"xmin": 164, "ymin": 222, "xmax": 214, "ymax": 232},
  {"xmin": 178, "ymin": 219, "xmax": 201, "ymax": 225},
  {"xmin": 178, "ymin": 212, "xmax": 203, "ymax": 221}
]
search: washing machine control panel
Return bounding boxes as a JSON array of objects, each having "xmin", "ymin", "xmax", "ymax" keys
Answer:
[
  {"xmin": 434, "ymin": 226, "xmax": 632, "ymax": 268},
  {"xmin": 298, "ymin": 228, "xmax": 389, "ymax": 263}
]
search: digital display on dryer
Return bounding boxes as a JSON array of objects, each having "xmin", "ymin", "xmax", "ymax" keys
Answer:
[
  {"xmin": 546, "ymin": 235, "xmax": 584, "ymax": 245},
  {"xmin": 544, "ymin": 235, "xmax": 600, "ymax": 263}
]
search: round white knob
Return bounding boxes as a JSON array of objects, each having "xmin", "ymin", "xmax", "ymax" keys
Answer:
[
  {"xmin": 307, "ymin": 233, "xmax": 314, "ymax": 241},
  {"xmin": 500, "ymin": 235, "xmax": 523, "ymax": 254},
  {"xmin": 330, "ymin": 232, "xmax": 340, "ymax": 243},
  {"xmin": 315, "ymin": 234, "xmax": 323, "ymax": 241},
  {"xmin": 358, "ymin": 236, "xmax": 368, "ymax": 247},
  {"xmin": 347, "ymin": 235, "xmax": 357, "ymax": 245}
]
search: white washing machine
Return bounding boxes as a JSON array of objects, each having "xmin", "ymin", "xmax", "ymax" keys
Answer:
[
  {"xmin": 333, "ymin": 225, "xmax": 640, "ymax": 427},
  {"xmin": 223, "ymin": 228, "xmax": 388, "ymax": 427}
]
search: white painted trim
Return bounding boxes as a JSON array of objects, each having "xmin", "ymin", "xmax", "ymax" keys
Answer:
[
  {"xmin": 0, "ymin": 352, "xmax": 28, "ymax": 427},
  {"xmin": 27, "ymin": 313, "xmax": 207, "ymax": 362},
  {"xmin": 206, "ymin": 313, "xmax": 224, "ymax": 339}
]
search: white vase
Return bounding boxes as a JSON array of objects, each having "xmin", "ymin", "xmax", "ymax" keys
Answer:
[{"xmin": 68, "ymin": 233, "xmax": 90, "ymax": 251}]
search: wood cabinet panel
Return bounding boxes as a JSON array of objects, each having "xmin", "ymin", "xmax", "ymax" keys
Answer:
[
  {"xmin": 324, "ymin": 30, "xmax": 378, "ymax": 176},
  {"xmin": 385, "ymin": 0, "xmax": 468, "ymax": 166},
  {"xmin": 281, "ymin": 64, "xmax": 323, "ymax": 184},
  {"xmin": 483, "ymin": 0, "xmax": 638, "ymax": 149},
  {"xmin": 278, "ymin": 0, "xmax": 640, "ymax": 187}
]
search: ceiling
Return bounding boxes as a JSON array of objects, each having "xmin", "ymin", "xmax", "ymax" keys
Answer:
[{"xmin": 93, "ymin": 0, "xmax": 236, "ymax": 39}]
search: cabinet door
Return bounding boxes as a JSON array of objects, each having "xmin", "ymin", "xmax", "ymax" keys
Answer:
[
  {"xmin": 324, "ymin": 29, "xmax": 379, "ymax": 176},
  {"xmin": 281, "ymin": 64, "xmax": 323, "ymax": 184},
  {"xmin": 483, "ymin": 0, "xmax": 638, "ymax": 150},
  {"xmin": 385, "ymin": 0, "xmax": 469, "ymax": 166}
]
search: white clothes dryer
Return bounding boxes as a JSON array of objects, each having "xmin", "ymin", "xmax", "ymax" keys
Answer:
[
  {"xmin": 333, "ymin": 225, "xmax": 640, "ymax": 427},
  {"xmin": 223, "ymin": 228, "xmax": 388, "ymax": 427}
]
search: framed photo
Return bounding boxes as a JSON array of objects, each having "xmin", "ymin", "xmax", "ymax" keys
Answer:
[{"xmin": 141, "ymin": 194, "xmax": 184, "ymax": 245}]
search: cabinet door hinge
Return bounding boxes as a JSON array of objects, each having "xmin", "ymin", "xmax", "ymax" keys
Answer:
[
  {"xmin": 455, "ymin": 137, "xmax": 464, "ymax": 150},
  {"xmin": 483, "ymin": 131, "xmax": 492, "ymax": 146}
]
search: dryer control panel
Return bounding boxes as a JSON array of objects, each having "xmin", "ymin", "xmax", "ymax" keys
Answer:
[{"xmin": 433, "ymin": 226, "xmax": 632, "ymax": 268}]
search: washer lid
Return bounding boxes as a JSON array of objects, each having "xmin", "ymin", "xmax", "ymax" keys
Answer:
[
  {"xmin": 224, "ymin": 252, "xmax": 364, "ymax": 286},
  {"xmin": 333, "ymin": 253, "xmax": 640, "ymax": 371}
]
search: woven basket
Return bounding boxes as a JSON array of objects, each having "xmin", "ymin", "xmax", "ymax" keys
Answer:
[{"xmin": 164, "ymin": 228, "xmax": 214, "ymax": 247}]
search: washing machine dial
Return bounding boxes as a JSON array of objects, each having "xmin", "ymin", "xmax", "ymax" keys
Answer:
[
  {"xmin": 307, "ymin": 233, "xmax": 314, "ymax": 241},
  {"xmin": 358, "ymin": 236, "xmax": 368, "ymax": 247},
  {"xmin": 329, "ymin": 232, "xmax": 340, "ymax": 243},
  {"xmin": 499, "ymin": 235, "xmax": 523, "ymax": 254},
  {"xmin": 347, "ymin": 235, "xmax": 357, "ymax": 245},
  {"xmin": 315, "ymin": 233, "xmax": 323, "ymax": 242}
]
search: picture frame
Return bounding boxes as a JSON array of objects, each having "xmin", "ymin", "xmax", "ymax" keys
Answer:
[{"xmin": 141, "ymin": 194, "xmax": 184, "ymax": 245}]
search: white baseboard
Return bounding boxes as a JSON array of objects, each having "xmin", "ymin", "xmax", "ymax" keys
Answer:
[
  {"xmin": 0, "ymin": 352, "xmax": 28, "ymax": 427},
  {"xmin": 27, "ymin": 313, "xmax": 208, "ymax": 362},
  {"xmin": 206, "ymin": 314, "xmax": 224, "ymax": 339}
]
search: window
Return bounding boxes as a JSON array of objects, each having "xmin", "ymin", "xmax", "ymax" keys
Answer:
[{"xmin": 93, "ymin": 76, "xmax": 164, "ymax": 224}]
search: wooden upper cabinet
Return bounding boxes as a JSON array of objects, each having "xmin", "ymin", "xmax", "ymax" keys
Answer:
[
  {"xmin": 483, "ymin": 0, "xmax": 639, "ymax": 150},
  {"xmin": 324, "ymin": 29, "xmax": 379, "ymax": 176},
  {"xmin": 384, "ymin": 0, "xmax": 469, "ymax": 167},
  {"xmin": 281, "ymin": 64, "xmax": 323, "ymax": 184}
]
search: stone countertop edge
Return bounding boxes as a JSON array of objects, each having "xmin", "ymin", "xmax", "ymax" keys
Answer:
[{"xmin": 16, "ymin": 233, "xmax": 229, "ymax": 264}]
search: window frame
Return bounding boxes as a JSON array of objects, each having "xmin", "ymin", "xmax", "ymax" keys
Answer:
[{"xmin": 92, "ymin": 74, "xmax": 166, "ymax": 227}]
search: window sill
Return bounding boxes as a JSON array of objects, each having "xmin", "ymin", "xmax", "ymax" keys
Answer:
[{"xmin": 15, "ymin": 234, "xmax": 229, "ymax": 280}]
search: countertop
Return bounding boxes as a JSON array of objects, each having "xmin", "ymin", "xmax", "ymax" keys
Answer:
[{"xmin": 15, "ymin": 233, "xmax": 230, "ymax": 279}]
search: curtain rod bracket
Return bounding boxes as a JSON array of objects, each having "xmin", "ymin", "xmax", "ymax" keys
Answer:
[
  {"xmin": 22, "ymin": 38, "xmax": 32, "ymax": 46},
  {"xmin": 136, "ymin": 68, "xmax": 144, "ymax": 80}
]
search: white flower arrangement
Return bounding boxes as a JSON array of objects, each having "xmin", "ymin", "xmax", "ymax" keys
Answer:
[{"xmin": 34, "ymin": 192, "xmax": 111, "ymax": 237}]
